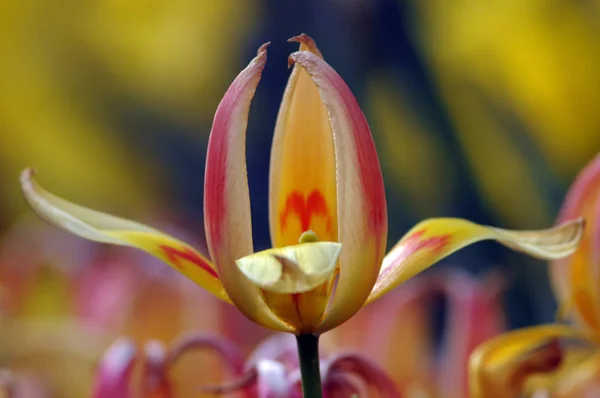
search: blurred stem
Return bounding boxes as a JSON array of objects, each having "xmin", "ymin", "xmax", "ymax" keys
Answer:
[{"xmin": 296, "ymin": 333, "xmax": 322, "ymax": 398}]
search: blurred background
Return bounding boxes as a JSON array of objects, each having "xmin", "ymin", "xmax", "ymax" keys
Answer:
[{"xmin": 0, "ymin": 0, "xmax": 599, "ymax": 396}]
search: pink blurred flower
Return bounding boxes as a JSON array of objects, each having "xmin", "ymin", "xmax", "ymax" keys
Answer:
[{"xmin": 91, "ymin": 333, "xmax": 398, "ymax": 398}]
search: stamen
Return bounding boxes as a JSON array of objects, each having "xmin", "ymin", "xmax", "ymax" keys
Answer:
[{"xmin": 299, "ymin": 230, "xmax": 319, "ymax": 244}]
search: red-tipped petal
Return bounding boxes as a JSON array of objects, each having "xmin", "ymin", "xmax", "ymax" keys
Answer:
[
  {"xmin": 204, "ymin": 44, "xmax": 292, "ymax": 332},
  {"xmin": 288, "ymin": 50, "xmax": 388, "ymax": 333}
]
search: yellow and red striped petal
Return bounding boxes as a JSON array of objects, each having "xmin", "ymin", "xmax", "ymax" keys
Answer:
[
  {"xmin": 550, "ymin": 153, "xmax": 600, "ymax": 331},
  {"xmin": 204, "ymin": 44, "xmax": 293, "ymax": 333},
  {"xmin": 269, "ymin": 34, "xmax": 337, "ymax": 248},
  {"xmin": 468, "ymin": 325, "xmax": 598, "ymax": 398},
  {"xmin": 287, "ymin": 49, "xmax": 388, "ymax": 333},
  {"xmin": 367, "ymin": 217, "xmax": 585, "ymax": 304},
  {"xmin": 20, "ymin": 169, "xmax": 228, "ymax": 301}
]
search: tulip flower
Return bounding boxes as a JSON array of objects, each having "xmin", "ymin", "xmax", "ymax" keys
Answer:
[
  {"xmin": 21, "ymin": 34, "xmax": 585, "ymax": 397},
  {"xmin": 468, "ymin": 154, "xmax": 600, "ymax": 398}
]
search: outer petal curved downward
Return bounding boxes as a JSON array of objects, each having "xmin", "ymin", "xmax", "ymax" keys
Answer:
[
  {"xmin": 204, "ymin": 44, "xmax": 293, "ymax": 332},
  {"xmin": 468, "ymin": 325, "xmax": 598, "ymax": 398},
  {"xmin": 367, "ymin": 217, "xmax": 585, "ymax": 304},
  {"xmin": 550, "ymin": 153, "xmax": 600, "ymax": 331},
  {"xmin": 20, "ymin": 169, "xmax": 228, "ymax": 301},
  {"xmin": 288, "ymin": 50, "xmax": 388, "ymax": 333}
]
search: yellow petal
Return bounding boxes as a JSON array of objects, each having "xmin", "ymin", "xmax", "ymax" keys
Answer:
[
  {"xmin": 367, "ymin": 217, "xmax": 585, "ymax": 304},
  {"xmin": 469, "ymin": 325, "xmax": 598, "ymax": 398},
  {"xmin": 20, "ymin": 169, "xmax": 229, "ymax": 301},
  {"xmin": 269, "ymin": 34, "xmax": 337, "ymax": 248},
  {"xmin": 236, "ymin": 242, "xmax": 341, "ymax": 293},
  {"xmin": 288, "ymin": 45, "xmax": 388, "ymax": 333},
  {"xmin": 204, "ymin": 44, "xmax": 293, "ymax": 333}
]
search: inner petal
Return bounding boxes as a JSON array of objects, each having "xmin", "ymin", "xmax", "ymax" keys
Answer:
[{"xmin": 269, "ymin": 36, "xmax": 338, "ymax": 248}]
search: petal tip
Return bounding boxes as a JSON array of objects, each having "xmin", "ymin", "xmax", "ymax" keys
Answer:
[
  {"xmin": 562, "ymin": 216, "xmax": 586, "ymax": 251},
  {"xmin": 20, "ymin": 168, "xmax": 37, "ymax": 191},
  {"xmin": 288, "ymin": 33, "xmax": 319, "ymax": 51},
  {"xmin": 257, "ymin": 42, "xmax": 271, "ymax": 56},
  {"xmin": 286, "ymin": 50, "xmax": 310, "ymax": 69},
  {"xmin": 287, "ymin": 33, "xmax": 323, "ymax": 66}
]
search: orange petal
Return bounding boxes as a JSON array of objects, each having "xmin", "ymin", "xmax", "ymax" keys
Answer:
[
  {"xmin": 269, "ymin": 34, "xmax": 337, "ymax": 248},
  {"xmin": 367, "ymin": 217, "xmax": 585, "ymax": 304},
  {"xmin": 468, "ymin": 325, "xmax": 598, "ymax": 398},
  {"xmin": 204, "ymin": 44, "xmax": 293, "ymax": 333},
  {"xmin": 20, "ymin": 169, "xmax": 228, "ymax": 301},
  {"xmin": 287, "ymin": 48, "xmax": 388, "ymax": 333},
  {"xmin": 551, "ymin": 153, "xmax": 600, "ymax": 331}
]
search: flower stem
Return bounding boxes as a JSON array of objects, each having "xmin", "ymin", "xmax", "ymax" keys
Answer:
[{"xmin": 295, "ymin": 333, "xmax": 322, "ymax": 398}]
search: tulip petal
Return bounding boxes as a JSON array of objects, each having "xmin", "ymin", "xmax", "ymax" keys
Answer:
[
  {"xmin": 367, "ymin": 217, "xmax": 585, "ymax": 304},
  {"xmin": 199, "ymin": 360, "xmax": 290, "ymax": 398},
  {"xmin": 246, "ymin": 333, "xmax": 298, "ymax": 369},
  {"xmin": 168, "ymin": 333, "xmax": 246, "ymax": 374},
  {"xmin": 551, "ymin": 153, "xmax": 600, "ymax": 330},
  {"xmin": 324, "ymin": 373, "xmax": 368, "ymax": 398},
  {"xmin": 324, "ymin": 354, "xmax": 400, "ymax": 398},
  {"xmin": 288, "ymin": 50, "xmax": 388, "ymax": 333},
  {"xmin": 438, "ymin": 271, "xmax": 507, "ymax": 398},
  {"xmin": 269, "ymin": 34, "xmax": 338, "ymax": 248},
  {"xmin": 468, "ymin": 325, "xmax": 598, "ymax": 398},
  {"xmin": 204, "ymin": 44, "xmax": 293, "ymax": 332},
  {"xmin": 142, "ymin": 340, "xmax": 172, "ymax": 398},
  {"xmin": 236, "ymin": 242, "xmax": 342, "ymax": 294},
  {"xmin": 554, "ymin": 351, "xmax": 600, "ymax": 397},
  {"xmin": 92, "ymin": 338, "xmax": 137, "ymax": 398},
  {"xmin": 20, "ymin": 169, "xmax": 228, "ymax": 301}
]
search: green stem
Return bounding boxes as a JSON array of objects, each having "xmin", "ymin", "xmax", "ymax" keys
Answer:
[{"xmin": 295, "ymin": 333, "xmax": 323, "ymax": 398}]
